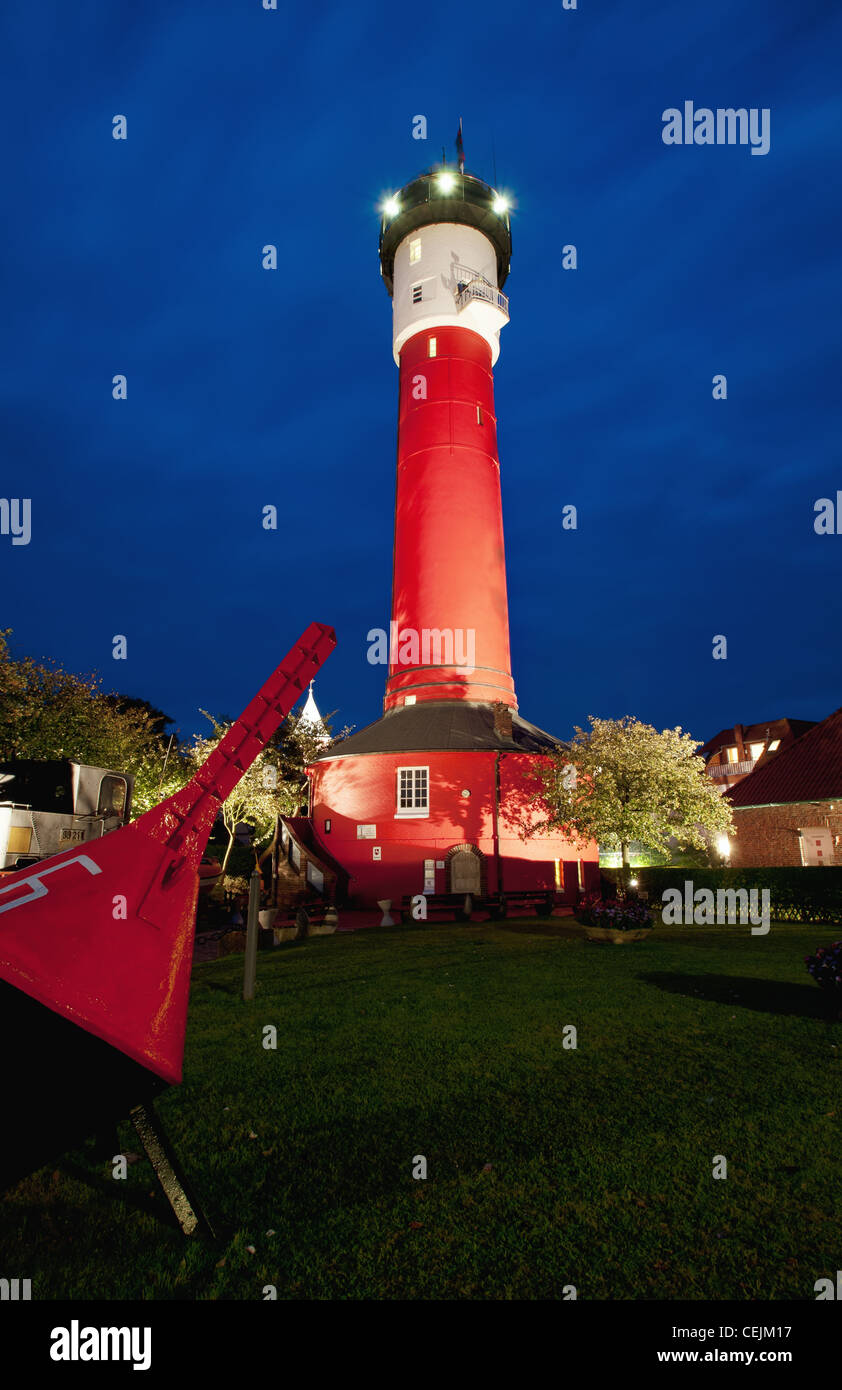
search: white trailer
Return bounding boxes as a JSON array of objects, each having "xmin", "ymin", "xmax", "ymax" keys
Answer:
[{"xmin": 0, "ymin": 760, "xmax": 134, "ymax": 870}]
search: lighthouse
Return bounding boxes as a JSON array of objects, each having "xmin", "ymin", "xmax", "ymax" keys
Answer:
[
  {"xmin": 305, "ymin": 157, "xmax": 599, "ymax": 908},
  {"xmin": 380, "ymin": 165, "xmax": 515, "ymax": 712}
]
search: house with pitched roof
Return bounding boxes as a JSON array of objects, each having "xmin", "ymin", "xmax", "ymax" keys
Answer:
[
  {"xmin": 725, "ymin": 707, "xmax": 842, "ymax": 866},
  {"xmin": 700, "ymin": 717, "xmax": 816, "ymax": 790}
]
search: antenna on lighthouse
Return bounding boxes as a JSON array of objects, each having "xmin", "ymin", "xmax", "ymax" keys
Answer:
[{"xmin": 456, "ymin": 117, "xmax": 465, "ymax": 174}]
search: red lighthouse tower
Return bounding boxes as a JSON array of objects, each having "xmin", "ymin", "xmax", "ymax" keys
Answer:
[
  {"xmin": 306, "ymin": 161, "xmax": 598, "ymax": 908},
  {"xmin": 382, "ymin": 168, "xmax": 515, "ymax": 713}
]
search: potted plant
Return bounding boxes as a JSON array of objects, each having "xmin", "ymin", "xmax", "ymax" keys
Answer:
[
  {"xmin": 258, "ymin": 891, "xmax": 279, "ymax": 932},
  {"xmin": 805, "ymin": 941, "xmax": 842, "ymax": 1020},
  {"xmin": 577, "ymin": 892, "xmax": 654, "ymax": 944}
]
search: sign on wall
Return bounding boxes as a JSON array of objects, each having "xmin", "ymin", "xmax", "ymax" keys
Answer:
[{"xmin": 799, "ymin": 827, "xmax": 833, "ymax": 865}]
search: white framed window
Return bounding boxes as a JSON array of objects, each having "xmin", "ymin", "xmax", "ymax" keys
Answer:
[
  {"xmin": 768, "ymin": 738, "xmax": 781, "ymax": 752},
  {"xmin": 409, "ymin": 238, "xmax": 421, "ymax": 264},
  {"xmin": 411, "ymin": 278, "xmax": 435, "ymax": 305},
  {"xmin": 726, "ymin": 746, "xmax": 739, "ymax": 764},
  {"xmin": 428, "ymin": 337, "xmax": 436, "ymax": 358},
  {"xmin": 749, "ymin": 742, "xmax": 764, "ymax": 760},
  {"xmin": 404, "ymin": 694, "xmax": 416, "ymax": 705},
  {"xmin": 396, "ymin": 766, "xmax": 429, "ymax": 817}
]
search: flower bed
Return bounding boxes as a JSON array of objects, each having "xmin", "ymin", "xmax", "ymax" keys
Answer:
[
  {"xmin": 805, "ymin": 940, "xmax": 842, "ymax": 1006},
  {"xmin": 577, "ymin": 893, "xmax": 654, "ymax": 933}
]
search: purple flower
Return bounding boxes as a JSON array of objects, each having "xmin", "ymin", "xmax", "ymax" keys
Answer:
[{"xmin": 805, "ymin": 941, "xmax": 842, "ymax": 993}]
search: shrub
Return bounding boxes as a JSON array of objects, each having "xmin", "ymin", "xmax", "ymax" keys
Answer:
[
  {"xmin": 601, "ymin": 866, "xmax": 842, "ymax": 925},
  {"xmin": 222, "ymin": 874, "xmax": 250, "ymax": 901}
]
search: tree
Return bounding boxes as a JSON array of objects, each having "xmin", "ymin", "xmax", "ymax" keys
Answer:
[
  {"xmin": 528, "ymin": 715, "xmax": 734, "ymax": 867},
  {"xmin": 270, "ymin": 707, "xmax": 352, "ymax": 815},
  {"xmin": 103, "ymin": 694, "xmax": 175, "ymax": 739},
  {"xmin": 0, "ymin": 629, "xmax": 187, "ymax": 815},
  {"xmin": 188, "ymin": 714, "xmax": 278, "ymax": 875},
  {"xmin": 102, "ymin": 694, "xmax": 190, "ymax": 815},
  {"xmin": 130, "ymin": 742, "xmax": 191, "ymax": 817},
  {"xmin": 0, "ymin": 630, "xmax": 351, "ymax": 842},
  {"xmin": 189, "ymin": 706, "xmax": 353, "ymax": 875}
]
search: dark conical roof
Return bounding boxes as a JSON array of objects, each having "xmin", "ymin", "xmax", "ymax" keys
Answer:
[{"xmin": 312, "ymin": 701, "xmax": 563, "ymax": 761}]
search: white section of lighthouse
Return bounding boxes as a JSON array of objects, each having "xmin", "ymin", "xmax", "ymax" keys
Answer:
[{"xmin": 391, "ymin": 222, "xmax": 510, "ymax": 365}]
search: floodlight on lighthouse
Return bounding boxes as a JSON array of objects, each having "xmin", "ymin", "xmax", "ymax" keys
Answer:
[
  {"xmin": 492, "ymin": 195, "xmax": 509, "ymax": 214},
  {"xmin": 437, "ymin": 172, "xmax": 457, "ymax": 193},
  {"xmin": 382, "ymin": 196, "xmax": 400, "ymax": 219}
]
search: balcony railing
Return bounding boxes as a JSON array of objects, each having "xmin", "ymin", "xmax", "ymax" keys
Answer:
[
  {"xmin": 708, "ymin": 759, "xmax": 755, "ymax": 778},
  {"xmin": 456, "ymin": 282, "xmax": 510, "ymax": 316},
  {"xmin": 453, "ymin": 264, "xmax": 509, "ymax": 318}
]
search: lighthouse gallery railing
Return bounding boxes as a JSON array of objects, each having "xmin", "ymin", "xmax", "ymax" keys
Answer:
[{"xmin": 453, "ymin": 264, "xmax": 509, "ymax": 318}]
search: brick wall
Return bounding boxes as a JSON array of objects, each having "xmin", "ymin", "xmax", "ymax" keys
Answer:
[{"xmin": 730, "ymin": 800, "xmax": 842, "ymax": 867}]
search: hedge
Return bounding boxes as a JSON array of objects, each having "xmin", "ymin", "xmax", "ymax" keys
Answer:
[{"xmin": 600, "ymin": 866, "xmax": 842, "ymax": 926}]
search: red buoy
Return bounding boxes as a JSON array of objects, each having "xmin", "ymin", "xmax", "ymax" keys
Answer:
[{"xmin": 0, "ymin": 619, "xmax": 336, "ymax": 1117}]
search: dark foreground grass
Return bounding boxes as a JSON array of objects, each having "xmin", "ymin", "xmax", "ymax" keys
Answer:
[{"xmin": 2, "ymin": 920, "xmax": 839, "ymax": 1300}]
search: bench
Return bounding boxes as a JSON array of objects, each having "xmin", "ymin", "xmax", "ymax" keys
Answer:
[
  {"xmin": 268, "ymin": 901, "xmax": 338, "ymax": 944},
  {"xmin": 486, "ymin": 890, "xmax": 559, "ymax": 919},
  {"xmin": 399, "ymin": 890, "xmax": 561, "ymax": 922},
  {"xmin": 399, "ymin": 893, "xmax": 475, "ymax": 922}
]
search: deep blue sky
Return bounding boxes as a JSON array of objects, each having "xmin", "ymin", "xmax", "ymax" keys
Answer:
[{"xmin": 2, "ymin": 1, "xmax": 840, "ymax": 750}]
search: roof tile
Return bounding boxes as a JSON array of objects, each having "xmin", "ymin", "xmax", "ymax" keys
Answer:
[{"xmin": 728, "ymin": 707, "xmax": 842, "ymax": 806}]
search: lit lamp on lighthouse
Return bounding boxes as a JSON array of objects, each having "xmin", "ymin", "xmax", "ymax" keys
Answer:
[{"xmin": 305, "ymin": 147, "xmax": 599, "ymax": 908}]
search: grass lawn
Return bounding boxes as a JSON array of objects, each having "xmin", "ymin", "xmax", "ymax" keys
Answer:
[{"xmin": 2, "ymin": 918, "xmax": 839, "ymax": 1300}]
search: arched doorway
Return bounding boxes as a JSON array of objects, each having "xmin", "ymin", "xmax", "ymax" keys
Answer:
[{"xmin": 447, "ymin": 844, "xmax": 483, "ymax": 895}]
